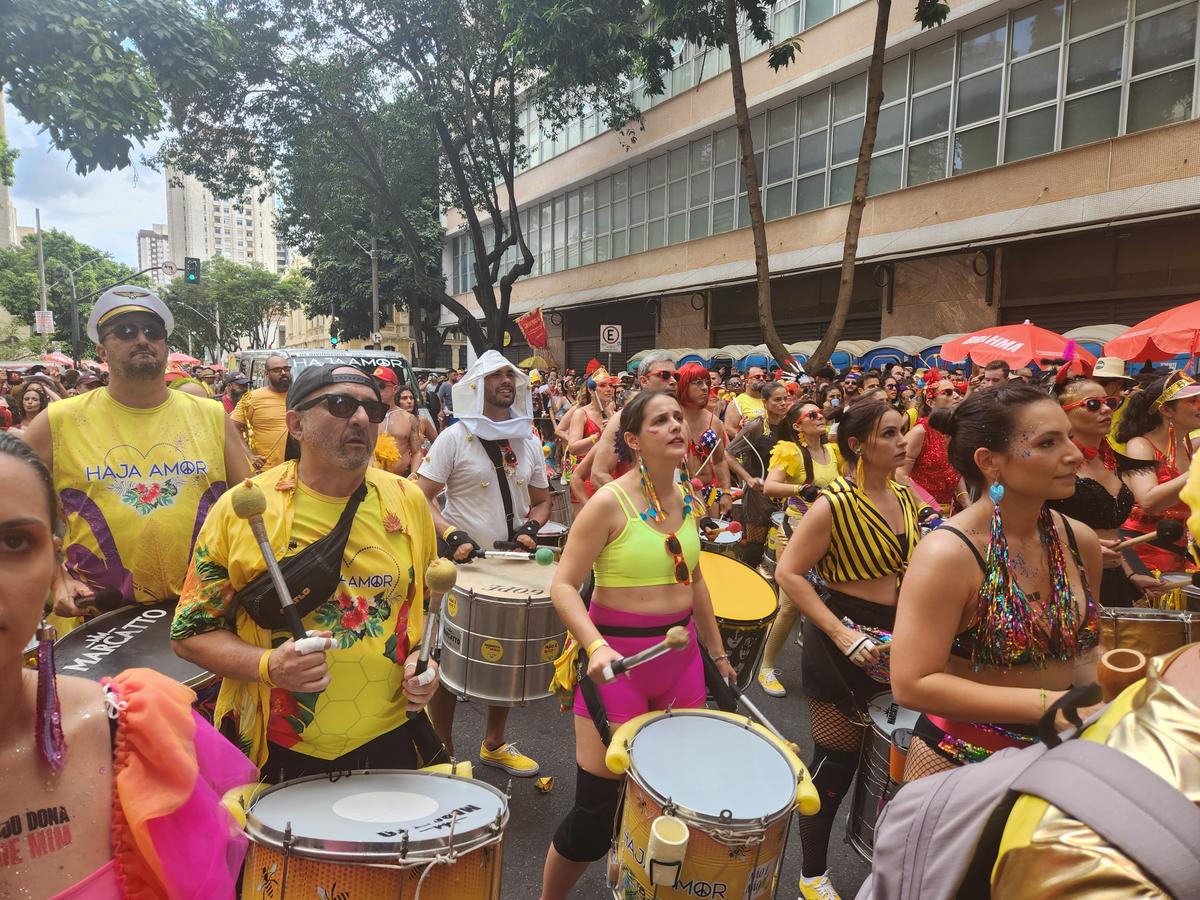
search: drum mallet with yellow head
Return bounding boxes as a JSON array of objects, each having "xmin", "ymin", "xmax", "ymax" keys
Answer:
[
  {"xmin": 230, "ymin": 479, "xmax": 332, "ymax": 655},
  {"xmin": 602, "ymin": 626, "xmax": 690, "ymax": 681},
  {"xmin": 414, "ymin": 558, "xmax": 458, "ymax": 687}
]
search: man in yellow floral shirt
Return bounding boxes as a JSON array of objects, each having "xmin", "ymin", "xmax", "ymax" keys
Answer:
[{"xmin": 171, "ymin": 365, "xmax": 444, "ymax": 780}]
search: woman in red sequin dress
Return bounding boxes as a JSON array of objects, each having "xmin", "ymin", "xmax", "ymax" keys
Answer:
[{"xmin": 900, "ymin": 377, "xmax": 968, "ymax": 513}]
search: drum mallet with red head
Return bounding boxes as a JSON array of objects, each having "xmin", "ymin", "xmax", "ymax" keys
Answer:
[
  {"xmin": 602, "ymin": 626, "xmax": 690, "ymax": 681},
  {"xmin": 230, "ymin": 479, "xmax": 331, "ymax": 655},
  {"xmin": 414, "ymin": 558, "xmax": 458, "ymax": 686},
  {"xmin": 1111, "ymin": 519, "xmax": 1185, "ymax": 552}
]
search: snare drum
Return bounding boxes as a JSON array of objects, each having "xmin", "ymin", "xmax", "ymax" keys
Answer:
[
  {"xmin": 241, "ymin": 770, "xmax": 508, "ymax": 899},
  {"xmin": 605, "ymin": 709, "xmax": 818, "ymax": 900},
  {"xmin": 846, "ymin": 691, "xmax": 920, "ymax": 860},
  {"xmin": 1100, "ymin": 606, "xmax": 1195, "ymax": 659},
  {"xmin": 699, "ymin": 552, "xmax": 779, "ymax": 690},
  {"xmin": 536, "ymin": 520, "xmax": 569, "ymax": 549},
  {"xmin": 439, "ymin": 558, "xmax": 567, "ymax": 705},
  {"xmin": 762, "ymin": 511, "xmax": 787, "ymax": 577},
  {"xmin": 53, "ymin": 600, "xmax": 214, "ymax": 691},
  {"xmin": 700, "ymin": 518, "xmax": 741, "ymax": 558},
  {"xmin": 550, "ymin": 485, "xmax": 573, "ymax": 526}
]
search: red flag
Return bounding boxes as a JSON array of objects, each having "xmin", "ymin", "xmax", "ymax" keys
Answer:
[{"xmin": 517, "ymin": 307, "xmax": 549, "ymax": 350}]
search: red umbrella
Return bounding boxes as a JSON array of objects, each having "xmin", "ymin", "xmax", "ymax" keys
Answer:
[
  {"xmin": 41, "ymin": 351, "xmax": 74, "ymax": 367},
  {"xmin": 1103, "ymin": 299, "xmax": 1200, "ymax": 361},
  {"xmin": 940, "ymin": 321, "xmax": 1097, "ymax": 370},
  {"xmin": 168, "ymin": 351, "xmax": 201, "ymax": 365}
]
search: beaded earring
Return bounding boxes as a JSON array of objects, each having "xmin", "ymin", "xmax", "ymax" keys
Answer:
[
  {"xmin": 638, "ymin": 456, "xmax": 663, "ymax": 522},
  {"xmin": 35, "ymin": 617, "xmax": 67, "ymax": 772}
]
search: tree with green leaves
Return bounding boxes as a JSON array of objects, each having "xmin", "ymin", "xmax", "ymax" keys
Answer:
[
  {"xmin": 0, "ymin": 229, "xmax": 146, "ymax": 351},
  {"xmin": 159, "ymin": 257, "xmax": 304, "ymax": 360},
  {"xmin": 807, "ymin": 0, "xmax": 950, "ymax": 371}
]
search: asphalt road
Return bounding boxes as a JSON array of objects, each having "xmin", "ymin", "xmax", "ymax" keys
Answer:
[{"xmin": 451, "ymin": 632, "xmax": 871, "ymax": 900}]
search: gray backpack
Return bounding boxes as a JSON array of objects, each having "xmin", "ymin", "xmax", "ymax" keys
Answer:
[{"xmin": 857, "ymin": 706, "xmax": 1200, "ymax": 899}]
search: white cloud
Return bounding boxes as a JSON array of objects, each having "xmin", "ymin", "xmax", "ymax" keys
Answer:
[{"xmin": 5, "ymin": 101, "xmax": 166, "ymax": 267}]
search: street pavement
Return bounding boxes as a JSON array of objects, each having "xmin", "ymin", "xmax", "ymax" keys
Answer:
[{"xmin": 449, "ymin": 632, "xmax": 872, "ymax": 899}]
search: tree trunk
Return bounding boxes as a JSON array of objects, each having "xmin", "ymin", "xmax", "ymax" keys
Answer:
[
  {"xmin": 724, "ymin": 0, "xmax": 791, "ymax": 372},
  {"xmin": 808, "ymin": 0, "xmax": 892, "ymax": 372}
]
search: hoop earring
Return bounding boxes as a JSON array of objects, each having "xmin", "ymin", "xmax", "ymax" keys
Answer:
[{"xmin": 35, "ymin": 617, "xmax": 67, "ymax": 772}]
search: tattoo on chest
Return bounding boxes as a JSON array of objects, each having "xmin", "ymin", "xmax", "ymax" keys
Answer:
[{"xmin": 0, "ymin": 806, "xmax": 74, "ymax": 867}]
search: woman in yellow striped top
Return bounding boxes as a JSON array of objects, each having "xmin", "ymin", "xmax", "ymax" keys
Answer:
[{"xmin": 775, "ymin": 399, "xmax": 921, "ymax": 899}]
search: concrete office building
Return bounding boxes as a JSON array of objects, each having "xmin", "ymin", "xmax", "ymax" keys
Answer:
[
  {"xmin": 443, "ymin": 0, "xmax": 1200, "ymax": 370},
  {"xmin": 165, "ymin": 166, "xmax": 280, "ymax": 273},
  {"xmin": 137, "ymin": 224, "xmax": 170, "ymax": 284}
]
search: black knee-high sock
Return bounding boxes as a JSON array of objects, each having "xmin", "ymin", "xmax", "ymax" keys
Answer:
[{"xmin": 798, "ymin": 744, "xmax": 858, "ymax": 878}]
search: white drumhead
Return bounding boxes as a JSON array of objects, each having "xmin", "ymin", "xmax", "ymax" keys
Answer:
[
  {"xmin": 709, "ymin": 531, "xmax": 740, "ymax": 545},
  {"xmin": 538, "ymin": 521, "xmax": 569, "ymax": 537},
  {"xmin": 771, "ymin": 511, "xmax": 785, "ymax": 528},
  {"xmin": 866, "ymin": 692, "xmax": 919, "ymax": 735},
  {"xmin": 455, "ymin": 557, "xmax": 556, "ymax": 597},
  {"xmin": 628, "ymin": 713, "xmax": 795, "ymax": 821}
]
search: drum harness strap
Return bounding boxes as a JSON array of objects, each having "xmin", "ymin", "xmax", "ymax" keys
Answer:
[{"xmin": 478, "ymin": 438, "xmax": 519, "ymax": 539}]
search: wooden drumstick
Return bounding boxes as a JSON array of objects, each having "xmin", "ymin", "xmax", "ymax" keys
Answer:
[
  {"xmin": 602, "ymin": 626, "xmax": 690, "ymax": 681},
  {"xmin": 1098, "ymin": 648, "xmax": 1148, "ymax": 702},
  {"xmin": 1111, "ymin": 519, "xmax": 1186, "ymax": 552},
  {"xmin": 414, "ymin": 559, "xmax": 458, "ymax": 684}
]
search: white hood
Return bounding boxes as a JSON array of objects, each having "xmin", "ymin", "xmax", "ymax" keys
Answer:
[{"xmin": 452, "ymin": 350, "xmax": 534, "ymax": 441}]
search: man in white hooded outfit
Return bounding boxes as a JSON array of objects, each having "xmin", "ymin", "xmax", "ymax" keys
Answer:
[{"xmin": 417, "ymin": 351, "xmax": 551, "ymax": 775}]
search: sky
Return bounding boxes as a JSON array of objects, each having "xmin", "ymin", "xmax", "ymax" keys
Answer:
[{"xmin": 5, "ymin": 100, "xmax": 166, "ymax": 267}]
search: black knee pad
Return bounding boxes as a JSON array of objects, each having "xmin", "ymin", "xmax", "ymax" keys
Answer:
[
  {"xmin": 552, "ymin": 767, "xmax": 622, "ymax": 863},
  {"xmin": 809, "ymin": 743, "xmax": 858, "ymax": 807}
]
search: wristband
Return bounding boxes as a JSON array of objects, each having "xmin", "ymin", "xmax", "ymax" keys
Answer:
[
  {"xmin": 1039, "ymin": 687, "xmax": 1047, "ymax": 715},
  {"xmin": 586, "ymin": 637, "xmax": 609, "ymax": 655},
  {"xmin": 514, "ymin": 518, "xmax": 542, "ymax": 540},
  {"xmin": 712, "ymin": 653, "xmax": 730, "ymax": 663},
  {"xmin": 258, "ymin": 649, "xmax": 276, "ymax": 687},
  {"xmin": 442, "ymin": 525, "xmax": 459, "ymax": 541},
  {"xmin": 442, "ymin": 529, "xmax": 477, "ymax": 557}
]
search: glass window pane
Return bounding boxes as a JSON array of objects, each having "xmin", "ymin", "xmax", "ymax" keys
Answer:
[
  {"xmin": 800, "ymin": 88, "xmax": 830, "ymax": 133},
  {"xmin": 669, "ymin": 180, "xmax": 688, "ymax": 214},
  {"xmin": 1137, "ymin": 0, "xmax": 1179, "ymax": 12},
  {"xmin": 647, "ymin": 218, "xmax": 665, "ymax": 249},
  {"xmin": 581, "ymin": 210, "xmax": 593, "ymax": 240},
  {"xmin": 876, "ymin": 103, "xmax": 906, "ymax": 150},
  {"xmin": 630, "ymin": 163, "xmax": 647, "ymax": 194},
  {"xmin": 670, "ymin": 147, "xmax": 689, "ymax": 180},
  {"xmin": 613, "ymin": 171, "xmax": 628, "ymax": 198},
  {"xmin": 737, "ymin": 153, "xmax": 764, "ymax": 192},
  {"xmin": 1004, "ymin": 106, "xmax": 1057, "ymax": 161},
  {"xmin": 691, "ymin": 136, "xmax": 713, "ymax": 173},
  {"xmin": 798, "ymin": 130, "xmax": 828, "ymax": 173},
  {"xmin": 712, "ymin": 199, "xmax": 736, "ymax": 233},
  {"xmin": 868, "ymin": 150, "xmax": 903, "ymax": 195},
  {"xmin": 629, "ymin": 224, "xmax": 645, "ymax": 254},
  {"xmin": 715, "ymin": 127, "xmax": 738, "ymax": 163},
  {"xmin": 1133, "ymin": 4, "xmax": 1197, "ymax": 77},
  {"xmin": 765, "ymin": 184, "xmax": 793, "ymax": 220},
  {"xmin": 596, "ymin": 234, "xmax": 610, "ymax": 262},
  {"xmin": 829, "ymin": 165, "xmax": 855, "ymax": 205},
  {"xmin": 1013, "ymin": 0, "xmax": 1065, "ymax": 58},
  {"xmin": 596, "ymin": 178, "xmax": 610, "ymax": 205},
  {"xmin": 913, "ymin": 38, "xmax": 955, "ymax": 93},
  {"xmin": 1069, "ymin": 0, "xmax": 1127, "ymax": 38},
  {"xmin": 960, "ymin": 17, "xmax": 1007, "ymax": 76},
  {"xmin": 737, "ymin": 194, "xmax": 752, "ymax": 228},
  {"xmin": 957, "ymin": 69, "xmax": 1003, "ymax": 126},
  {"xmin": 953, "ymin": 122, "xmax": 999, "ymax": 173},
  {"xmin": 883, "ymin": 57, "xmax": 909, "ymax": 104},
  {"xmin": 649, "ymin": 187, "xmax": 666, "ymax": 220},
  {"xmin": 613, "ymin": 199, "xmax": 628, "ymax": 229},
  {"xmin": 568, "ymin": 191, "xmax": 579, "ymax": 217},
  {"xmin": 629, "ymin": 193, "xmax": 645, "ymax": 225},
  {"xmin": 596, "ymin": 205, "xmax": 610, "ymax": 233},
  {"xmin": 832, "ymin": 118, "xmax": 864, "ymax": 165},
  {"xmin": 1009, "ymin": 50, "xmax": 1061, "ymax": 110},
  {"xmin": 714, "ymin": 162, "xmax": 736, "ymax": 199},
  {"xmin": 1062, "ymin": 87, "xmax": 1121, "ymax": 147},
  {"xmin": 1067, "ymin": 28, "xmax": 1125, "ymax": 93},
  {"xmin": 910, "ymin": 87, "xmax": 951, "ymax": 140},
  {"xmin": 907, "ymin": 138, "xmax": 948, "ymax": 185},
  {"xmin": 668, "ymin": 214, "xmax": 687, "ymax": 244},
  {"xmin": 689, "ymin": 208, "xmax": 711, "ymax": 239},
  {"xmin": 796, "ymin": 173, "xmax": 826, "ymax": 212},
  {"xmin": 612, "ymin": 231, "xmax": 627, "ymax": 258},
  {"xmin": 769, "ymin": 102, "xmax": 797, "ymax": 143},
  {"xmin": 691, "ymin": 171, "xmax": 711, "ymax": 205},
  {"xmin": 767, "ymin": 142, "xmax": 795, "ymax": 183},
  {"xmin": 649, "ymin": 155, "xmax": 667, "ymax": 187},
  {"xmin": 834, "ymin": 73, "xmax": 867, "ymax": 120},
  {"xmin": 806, "ymin": 0, "xmax": 836, "ymax": 29},
  {"xmin": 1127, "ymin": 65, "xmax": 1194, "ymax": 133}
]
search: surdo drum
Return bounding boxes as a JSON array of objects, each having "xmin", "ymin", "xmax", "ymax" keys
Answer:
[
  {"xmin": 846, "ymin": 691, "xmax": 920, "ymax": 860},
  {"xmin": 699, "ymin": 552, "xmax": 779, "ymax": 691},
  {"xmin": 438, "ymin": 557, "xmax": 567, "ymax": 705},
  {"xmin": 240, "ymin": 770, "xmax": 508, "ymax": 899},
  {"xmin": 1100, "ymin": 606, "xmax": 1195, "ymax": 659}
]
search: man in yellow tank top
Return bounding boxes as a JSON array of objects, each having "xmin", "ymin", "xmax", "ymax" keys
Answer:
[
  {"xmin": 722, "ymin": 365, "xmax": 767, "ymax": 436},
  {"xmin": 231, "ymin": 353, "xmax": 291, "ymax": 470},
  {"xmin": 22, "ymin": 286, "xmax": 250, "ymax": 616}
]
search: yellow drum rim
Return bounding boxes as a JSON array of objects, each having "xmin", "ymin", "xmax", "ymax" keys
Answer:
[{"xmin": 700, "ymin": 551, "xmax": 778, "ymax": 621}]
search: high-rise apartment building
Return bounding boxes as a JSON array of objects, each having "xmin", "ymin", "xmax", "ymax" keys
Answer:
[
  {"xmin": 165, "ymin": 166, "xmax": 279, "ymax": 272},
  {"xmin": 0, "ymin": 102, "xmax": 18, "ymax": 248},
  {"xmin": 137, "ymin": 224, "xmax": 170, "ymax": 283},
  {"xmin": 444, "ymin": 0, "xmax": 1200, "ymax": 371}
]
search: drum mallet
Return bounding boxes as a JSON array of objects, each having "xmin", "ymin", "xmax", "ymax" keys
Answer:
[
  {"xmin": 230, "ymin": 479, "xmax": 330, "ymax": 655},
  {"xmin": 1111, "ymin": 519, "xmax": 1185, "ymax": 552},
  {"xmin": 602, "ymin": 626, "xmax": 690, "ymax": 681},
  {"xmin": 481, "ymin": 545, "xmax": 557, "ymax": 565},
  {"xmin": 413, "ymin": 558, "xmax": 458, "ymax": 687},
  {"xmin": 699, "ymin": 518, "xmax": 743, "ymax": 539}
]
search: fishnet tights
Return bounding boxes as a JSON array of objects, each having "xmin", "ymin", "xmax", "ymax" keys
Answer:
[
  {"xmin": 808, "ymin": 699, "xmax": 864, "ymax": 753},
  {"xmin": 903, "ymin": 735, "xmax": 959, "ymax": 781}
]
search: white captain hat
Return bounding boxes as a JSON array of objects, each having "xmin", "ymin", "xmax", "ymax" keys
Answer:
[{"xmin": 87, "ymin": 285, "xmax": 175, "ymax": 342}]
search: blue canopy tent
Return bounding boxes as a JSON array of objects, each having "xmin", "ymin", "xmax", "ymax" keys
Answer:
[
  {"xmin": 829, "ymin": 340, "xmax": 874, "ymax": 371},
  {"xmin": 917, "ymin": 333, "xmax": 966, "ymax": 369},
  {"xmin": 859, "ymin": 336, "xmax": 927, "ymax": 370}
]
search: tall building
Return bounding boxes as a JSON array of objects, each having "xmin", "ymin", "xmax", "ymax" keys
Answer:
[
  {"xmin": 0, "ymin": 101, "xmax": 18, "ymax": 248},
  {"xmin": 165, "ymin": 166, "xmax": 279, "ymax": 272},
  {"xmin": 444, "ymin": 0, "xmax": 1200, "ymax": 371},
  {"xmin": 137, "ymin": 224, "xmax": 170, "ymax": 284}
]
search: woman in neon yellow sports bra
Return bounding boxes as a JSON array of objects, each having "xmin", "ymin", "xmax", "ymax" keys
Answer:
[{"xmin": 540, "ymin": 390, "xmax": 736, "ymax": 900}]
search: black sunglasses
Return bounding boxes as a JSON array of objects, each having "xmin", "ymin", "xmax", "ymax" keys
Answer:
[
  {"xmin": 296, "ymin": 393, "xmax": 387, "ymax": 423},
  {"xmin": 104, "ymin": 321, "xmax": 166, "ymax": 342}
]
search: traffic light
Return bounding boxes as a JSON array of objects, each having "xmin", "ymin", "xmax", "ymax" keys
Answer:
[
  {"xmin": 331, "ymin": 336, "xmax": 339, "ymax": 347},
  {"xmin": 184, "ymin": 257, "xmax": 201, "ymax": 283}
]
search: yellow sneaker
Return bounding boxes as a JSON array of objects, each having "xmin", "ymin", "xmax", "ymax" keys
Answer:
[
  {"xmin": 758, "ymin": 668, "xmax": 786, "ymax": 697},
  {"xmin": 798, "ymin": 872, "xmax": 841, "ymax": 900},
  {"xmin": 479, "ymin": 741, "xmax": 540, "ymax": 777}
]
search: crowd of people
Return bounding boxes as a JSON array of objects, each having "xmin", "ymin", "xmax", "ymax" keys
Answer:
[{"xmin": 2, "ymin": 281, "xmax": 1197, "ymax": 900}]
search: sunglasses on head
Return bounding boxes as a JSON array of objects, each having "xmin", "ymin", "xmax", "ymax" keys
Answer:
[
  {"xmin": 1063, "ymin": 396, "xmax": 1122, "ymax": 413},
  {"xmin": 104, "ymin": 321, "xmax": 166, "ymax": 342},
  {"xmin": 665, "ymin": 533, "xmax": 692, "ymax": 585},
  {"xmin": 296, "ymin": 393, "xmax": 388, "ymax": 423}
]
